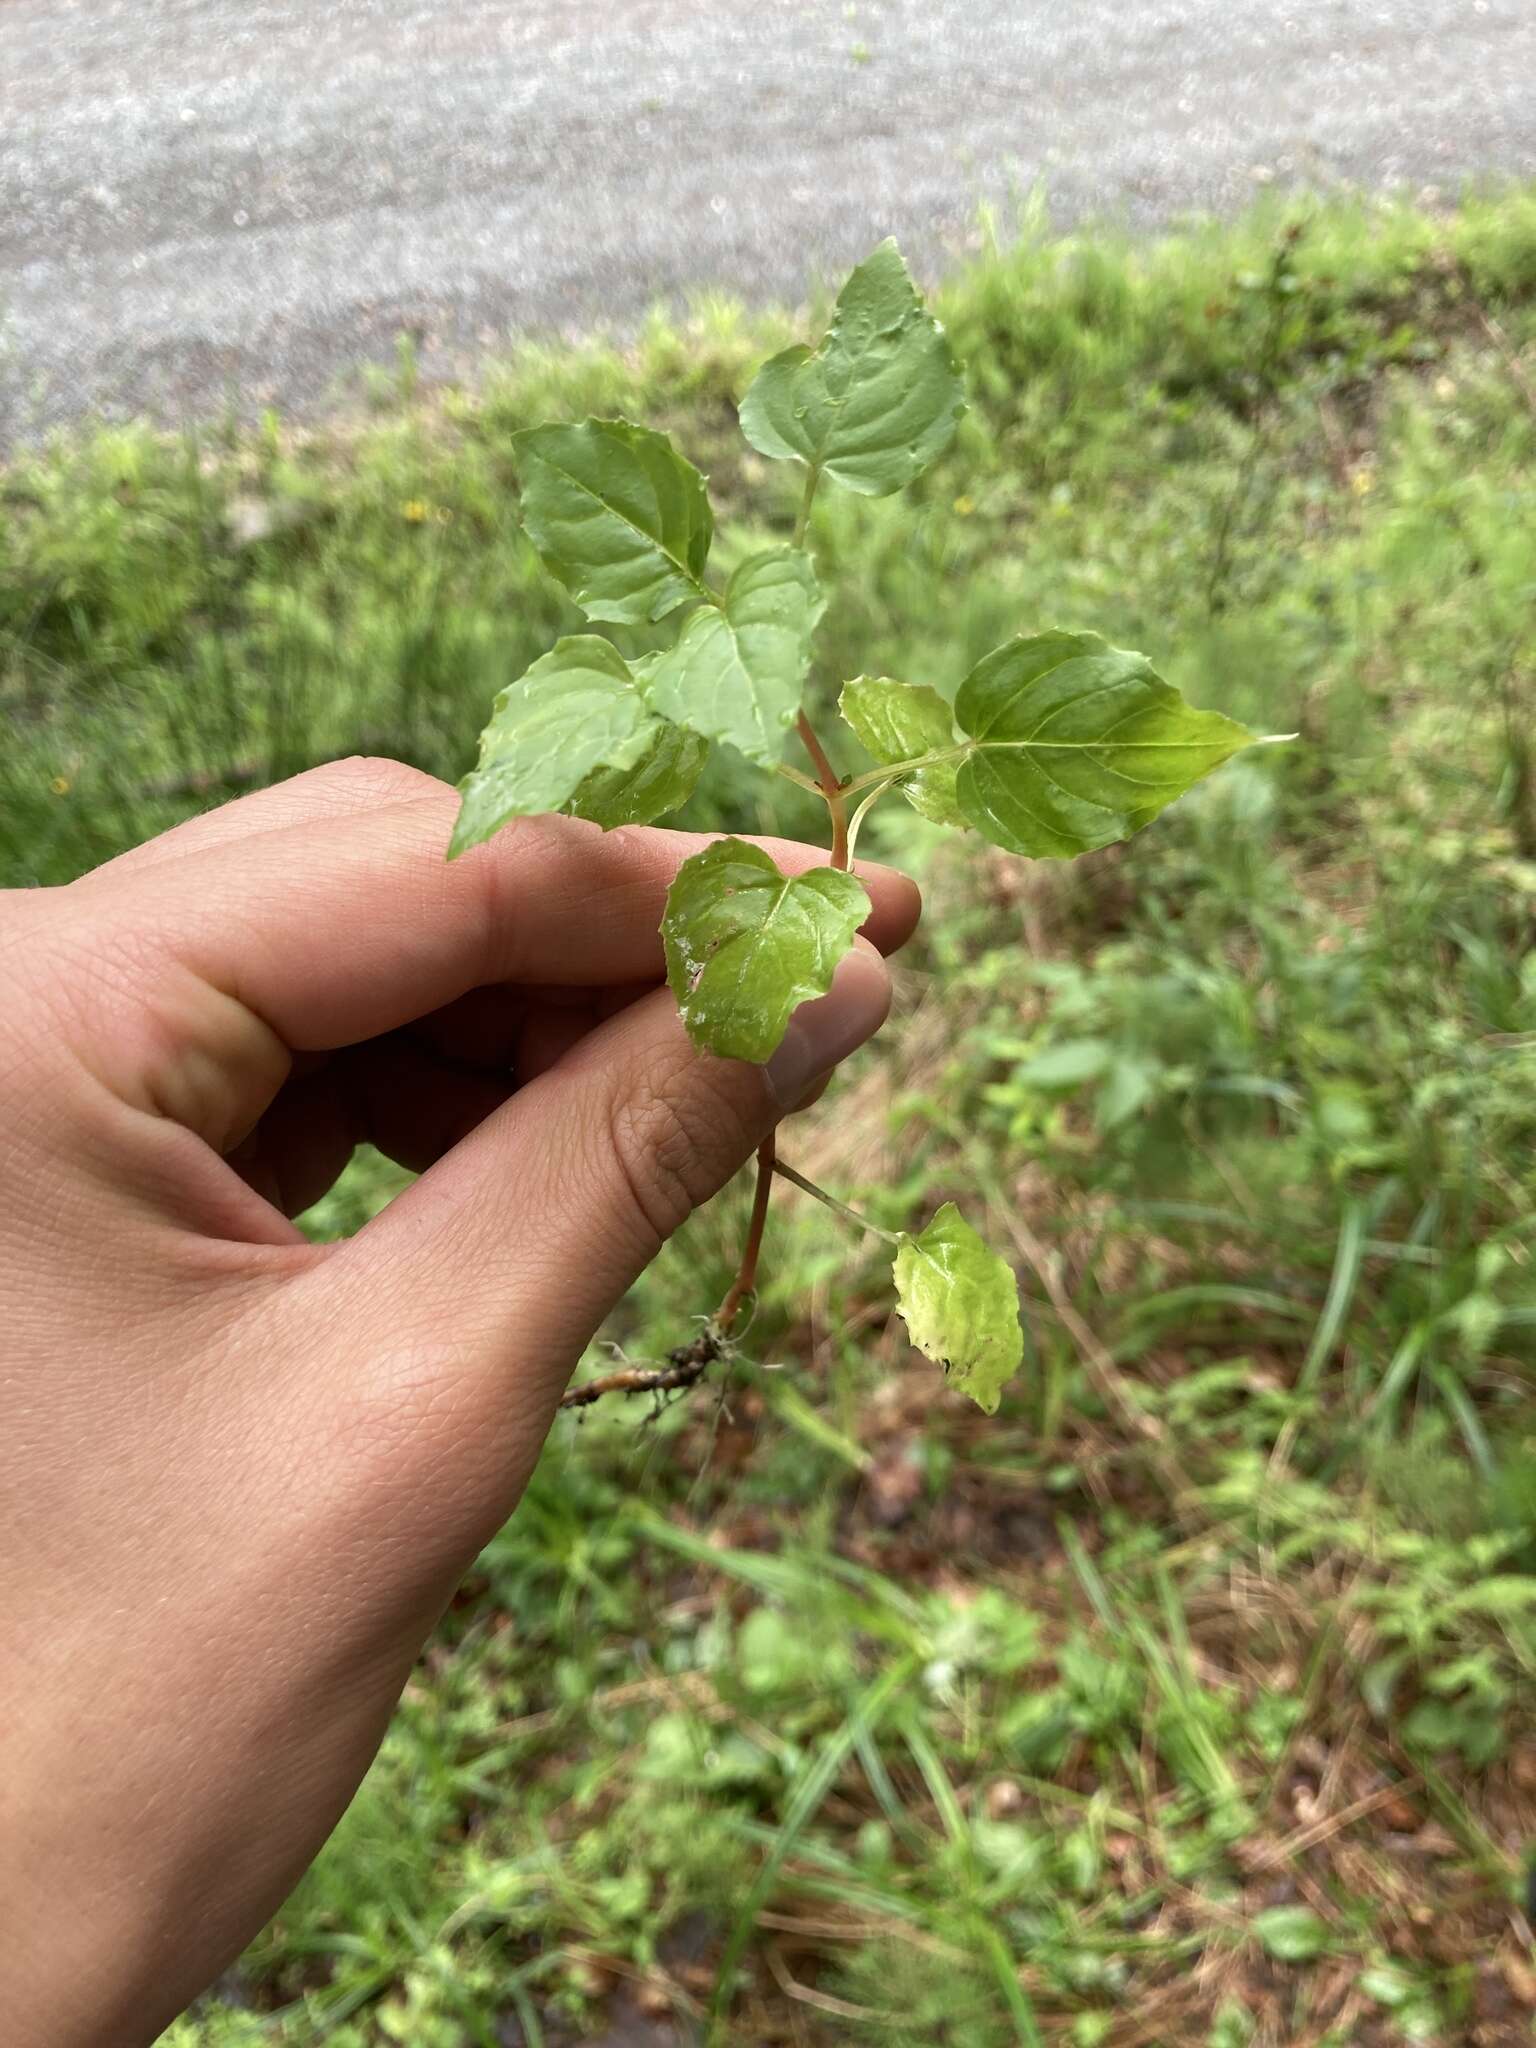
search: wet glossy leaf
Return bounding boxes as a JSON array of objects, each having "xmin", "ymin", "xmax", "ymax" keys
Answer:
[
  {"xmin": 662, "ymin": 838, "xmax": 870, "ymax": 1062},
  {"xmin": 650, "ymin": 547, "xmax": 823, "ymax": 766},
  {"xmin": 450, "ymin": 636, "xmax": 657, "ymax": 856},
  {"xmin": 514, "ymin": 418, "xmax": 713, "ymax": 624},
  {"xmin": 839, "ymin": 675, "xmax": 967, "ymax": 825},
  {"xmin": 953, "ymin": 630, "xmax": 1257, "ymax": 859},
  {"xmin": 892, "ymin": 1202, "xmax": 1023, "ymax": 1414},
  {"xmin": 739, "ymin": 241, "xmax": 966, "ymax": 497}
]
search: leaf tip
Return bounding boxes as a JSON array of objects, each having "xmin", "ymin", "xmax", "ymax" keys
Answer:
[{"xmin": 445, "ymin": 809, "xmax": 484, "ymax": 863}]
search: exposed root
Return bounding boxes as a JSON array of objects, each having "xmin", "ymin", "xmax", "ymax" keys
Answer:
[{"xmin": 558, "ymin": 1325, "xmax": 731, "ymax": 1412}]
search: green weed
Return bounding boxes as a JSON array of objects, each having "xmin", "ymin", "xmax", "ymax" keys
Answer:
[{"xmin": 13, "ymin": 187, "xmax": 1536, "ymax": 2045}]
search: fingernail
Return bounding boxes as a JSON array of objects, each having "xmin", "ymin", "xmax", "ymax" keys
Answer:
[{"xmin": 763, "ymin": 943, "xmax": 892, "ymax": 1109}]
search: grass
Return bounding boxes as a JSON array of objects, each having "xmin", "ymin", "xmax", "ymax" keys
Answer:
[{"xmin": 7, "ymin": 186, "xmax": 1536, "ymax": 2045}]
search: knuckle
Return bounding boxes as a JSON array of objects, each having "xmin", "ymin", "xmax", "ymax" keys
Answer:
[
  {"xmin": 603, "ymin": 823, "xmax": 664, "ymax": 868},
  {"xmin": 602, "ymin": 1042, "xmax": 763, "ymax": 1252},
  {"xmin": 462, "ymin": 813, "xmax": 538, "ymax": 956},
  {"xmin": 312, "ymin": 754, "xmax": 444, "ymax": 809}
]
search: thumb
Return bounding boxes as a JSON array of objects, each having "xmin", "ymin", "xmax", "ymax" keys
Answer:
[{"xmin": 312, "ymin": 942, "xmax": 892, "ymax": 1482}]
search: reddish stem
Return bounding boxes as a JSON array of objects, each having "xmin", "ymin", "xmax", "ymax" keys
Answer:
[
  {"xmin": 715, "ymin": 1134, "xmax": 776, "ymax": 1332},
  {"xmin": 796, "ymin": 711, "xmax": 850, "ymax": 870}
]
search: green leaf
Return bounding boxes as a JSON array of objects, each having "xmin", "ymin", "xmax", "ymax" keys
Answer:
[
  {"xmin": 738, "ymin": 240, "xmax": 966, "ymax": 498},
  {"xmin": 892, "ymin": 1202, "xmax": 1023, "ymax": 1414},
  {"xmin": 514, "ymin": 418, "xmax": 713, "ymax": 624},
  {"xmin": 1208, "ymin": 2001, "xmax": 1255, "ymax": 2048},
  {"xmin": 1252, "ymin": 1906, "xmax": 1329, "ymax": 1963},
  {"xmin": 662, "ymin": 838, "xmax": 870, "ymax": 1062},
  {"xmin": 450, "ymin": 635, "xmax": 659, "ymax": 856},
  {"xmin": 953, "ymin": 630, "xmax": 1257, "ymax": 859},
  {"xmin": 1357, "ymin": 1965, "xmax": 1416, "ymax": 2010},
  {"xmin": 1014, "ymin": 1039, "xmax": 1113, "ymax": 1090},
  {"xmin": 1445, "ymin": 1575, "xmax": 1536, "ymax": 1619},
  {"xmin": 649, "ymin": 547, "xmax": 823, "ymax": 766},
  {"xmin": 565, "ymin": 721, "xmax": 708, "ymax": 829},
  {"xmin": 839, "ymin": 676, "xmax": 968, "ymax": 826},
  {"xmin": 564, "ymin": 646, "xmax": 708, "ymax": 828}
]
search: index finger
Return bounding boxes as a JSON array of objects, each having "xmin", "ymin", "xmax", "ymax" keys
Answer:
[{"xmin": 65, "ymin": 761, "xmax": 923, "ymax": 1055}]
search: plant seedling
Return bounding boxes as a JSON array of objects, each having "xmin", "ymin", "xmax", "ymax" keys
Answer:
[{"xmin": 450, "ymin": 242, "xmax": 1269, "ymax": 1415}]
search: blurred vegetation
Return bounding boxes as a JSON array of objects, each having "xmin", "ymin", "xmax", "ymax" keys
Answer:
[{"xmin": 6, "ymin": 187, "xmax": 1536, "ymax": 2045}]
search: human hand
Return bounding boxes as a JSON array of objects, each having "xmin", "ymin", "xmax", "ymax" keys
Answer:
[{"xmin": 0, "ymin": 758, "xmax": 918, "ymax": 2045}]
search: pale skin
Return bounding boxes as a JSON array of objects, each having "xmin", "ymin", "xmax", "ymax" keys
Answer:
[{"xmin": 0, "ymin": 757, "xmax": 920, "ymax": 2047}]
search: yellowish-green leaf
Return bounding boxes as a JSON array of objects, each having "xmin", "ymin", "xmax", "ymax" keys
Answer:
[
  {"xmin": 514, "ymin": 418, "xmax": 713, "ymax": 625},
  {"xmin": 839, "ymin": 675, "xmax": 968, "ymax": 826},
  {"xmin": 662, "ymin": 838, "xmax": 870, "ymax": 1061},
  {"xmin": 649, "ymin": 547, "xmax": 823, "ymax": 766},
  {"xmin": 953, "ymin": 630, "xmax": 1257, "ymax": 858},
  {"xmin": 450, "ymin": 636, "xmax": 657, "ymax": 856},
  {"xmin": 892, "ymin": 1202, "xmax": 1023, "ymax": 1414},
  {"xmin": 738, "ymin": 241, "xmax": 966, "ymax": 498}
]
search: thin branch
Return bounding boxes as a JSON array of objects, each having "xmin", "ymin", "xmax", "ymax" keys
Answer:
[
  {"xmin": 773, "ymin": 1157, "xmax": 901, "ymax": 1244},
  {"xmin": 716, "ymin": 1135, "xmax": 776, "ymax": 1332},
  {"xmin": 764, "ymin": 1946, "xmax": 878, "ymax": 2024},
  {"xmin": 796, "ymin": 711, "xmax": 850, "ymax": 869}
]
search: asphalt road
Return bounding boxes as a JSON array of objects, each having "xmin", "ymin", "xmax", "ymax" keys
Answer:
[{"xmin": 2, "ymin": 0, "xmax": 1533, "ymax": 440}]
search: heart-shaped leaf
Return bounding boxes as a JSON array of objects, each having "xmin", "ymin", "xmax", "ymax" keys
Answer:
[
  {"xmin": 662, "ymin": 838, "xmax": 870, "ymax": 1061},
  {"xmin": 739, "ymin": 241, "xmax": 966, "ymax": 498},
  {"xmin": 892, "ymin": 1203, "xmax": 1023, "ymax": 1414},
  {"xmin": 953, "ymin": 630, "xmax": 1257, "ymax": 859},
  {"xmin": 649, "ymin": 547, "xmax": 823, "ymax": 766},
  {"xmin": 450, "ymin": 636, "xmax": 659, "ymax": 856},
  {"xmin": 514, "ymin": 418, "xmax": 713, "ymax": 625},
  {"xmin": 839, "ymin": 675, "xmax": 968, "ymax": 826}
]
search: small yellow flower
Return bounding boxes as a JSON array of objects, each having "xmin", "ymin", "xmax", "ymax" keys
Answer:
[
  {"xmin": 1350, "ymin": 467, "xmax": 1375, "ymax": 498},
  {"xmin": 953, "ymin": 494, "xmax": 975, "ymax": 516},
  {"xmin": 400, "ymin": 500, "xmax": 430, "ymax": 523},
  {"xmin": 50, "ymin": 775, "xmax": 71, "ymax": 796}
]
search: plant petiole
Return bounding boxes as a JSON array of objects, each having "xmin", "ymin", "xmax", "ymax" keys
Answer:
[
  {"xmin": 840, "ymin": 742, "xmax": 967, "ymax": 798},
  {"xmin": 792, "ymin": 464, "xmax": 821, "ymax": 548},
  {"xmin": 773, "ymin": 1158, "xmax": 901, "ymax": 1245},
  {"xmin": 843, "ymin": 774, "xmax": 904, "ymax": 863},
  {"xmin": 773, "ymin": 761, "xmax": 825, "ymax": 797}
]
